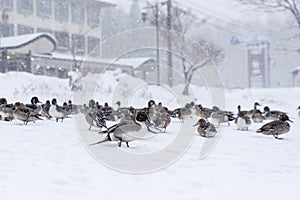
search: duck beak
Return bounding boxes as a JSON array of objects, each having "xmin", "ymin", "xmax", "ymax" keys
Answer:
[
  {"xmin": 288, "ymin": 119, "xmax": 293, "ymax": 123},
  {"xmin": 193, "ymin": 123, "xmax": 198, "ymax": 127}
]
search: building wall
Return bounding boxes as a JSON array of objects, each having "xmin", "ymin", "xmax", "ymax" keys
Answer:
[{"xmin": 0, "ymin": 0, "xmax": 106, "ymax": 58}]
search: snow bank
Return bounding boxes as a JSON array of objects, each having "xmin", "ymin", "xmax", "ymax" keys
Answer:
[{"xmin": 0, "ymin": 72, "xmax": 300, "ymax": 200}]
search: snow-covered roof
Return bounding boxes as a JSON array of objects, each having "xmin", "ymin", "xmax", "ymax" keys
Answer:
[
  {"xmin": 93, "ymin": 0, "xmax": 116, "ymax": 7},
  {"xmin": 34, "ymin": 52, "xmax": 155, "ymax": 69},
  {"xmin": 102, "ymin": 57, "xmax": 156, "ymax": 69},
  {"xmin": 291, "ymin": 66, "xmax": 300, "ymax": 73},
  {"xmin": 0, "ymin": 33, "xmax": 56, "ymax": 54}
]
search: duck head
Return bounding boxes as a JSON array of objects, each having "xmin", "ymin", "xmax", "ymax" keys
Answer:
[
  {"xmin": 51, "ymin": 98, "xmax": 57, "ymax": 105},
  {"xmin": 115, "ymin": 101, "xmax": 121, "ymax": 107},
  {"xmin": 45, "ymin": 100, "xmax": 51, "ymax": 106},
  {"xmin": 14, "ymin": 102, "xmax": 22, "ymax": 109},
  {"xmin": 31, "ymin": 96, "xmax": 41, "ymax": 104},
  {"xmin": 88, "ymin": 99, "xmax": 95, "ymax": 108},
  {"xmin": 279, "ymin": 114, "xmax": 293, "ymax": 122},
  {"xmin": 0, "ymin": 98, "xmax": 7, "ymax": 105},
  {"xmin": 193, "ymin": 118, "xmax": 206, "ymax": 127},
  {"xmin": 263, "ymin": 106, "xmax": 270, "ymax": 113},
  {"xmin": 136, "ymin": 112, "xmax": 149, "ymax": 123},
  {"xmin": 148, "ymin": 100, "xmax": 156, "ymax": 108},
  {"xmin": 254, "ymin": 102, "xmax": 261, "ymax": 108},
  {"xmin": 237, "ymin": 105, "xmax": 241, "ymax": 112}
]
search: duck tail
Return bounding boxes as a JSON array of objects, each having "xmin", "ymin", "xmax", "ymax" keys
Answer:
[
  {"xmin": 228, "ymin": 115, "xmax": 236, "ymax": 121},
  {"xmin": 90, "ymin": 135, "xmax": 110, "ymax": 146},
  {"xmin": 256, "ymin": 128, "xmax": 262, "ymax": 133}
]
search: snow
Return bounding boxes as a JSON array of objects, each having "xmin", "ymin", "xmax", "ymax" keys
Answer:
[
  {"xmin": 0, "ymin": 33, "xmax": 56, "ymax": 53},
  {"xmin": 0, "ymin": 72, "xmax": 300, "ymax": 200}
]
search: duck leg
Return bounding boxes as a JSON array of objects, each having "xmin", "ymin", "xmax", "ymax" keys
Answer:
[
  {"xmin": 273, "ymin": 134, "xmax": 283, "ymax": 140},
  {"xmin": 118, "ymin": 141, "xmax": 122, "ymax": 147},
  {"xmin": 126, "ymin": 142, "xmax": 129, "ymax": 148}
]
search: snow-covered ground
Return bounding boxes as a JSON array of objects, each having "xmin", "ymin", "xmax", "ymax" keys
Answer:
[{"xmin": 0, "ymin": 72, "xmax": 299, "ymax": 200}]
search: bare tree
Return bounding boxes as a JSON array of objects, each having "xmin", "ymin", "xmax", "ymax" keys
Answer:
[
  {"xmin": 181, "ymin": 41, "xmax": 224, "ymax": 95},
  {"xmin": 238, "ymin": 0, "xmax": 300, "ymax": 31}
]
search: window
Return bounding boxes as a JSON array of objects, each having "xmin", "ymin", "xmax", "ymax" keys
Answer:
[
  {"xmin": 17, "ymin": 24, "xmax": 34, "ymax": 35},
  {"xmin": 0, "ymin": 23, "xmax": 14, "ymax": 37},
  {"xmin": 17, "ymin": 0, "xmax": 33, "ymax": 14},
  {"xmin": 37, "ymin": 0, "xmax": 52, "ymax": 18},
  {"xmin": 0, "ymin": 0, "xmax": 13, "ymax": 9},
  {"xmin": 55, "ymin": 1, "xmax": 68, "ymax": 21},
  {"xmin": 72, "ymin": 34, "xmax": 85, "ymax": 53},
  {"xmin": 71, "ymin": 2, "xmax": 84, "ymax": 24},
  {"xmin": 37, "ymin": 28, "xmax": 52, "ymax": 34},
  {"xmin": 87, "ymin": 7, "xmax": 100, "ymax": 26},
  {"xmin": 88, "ymin": 37, "xmax": 100, "ymax": 54},
  {"xmin": 55, "ymin": 31, "xmax": 69, "ymax": 50}
]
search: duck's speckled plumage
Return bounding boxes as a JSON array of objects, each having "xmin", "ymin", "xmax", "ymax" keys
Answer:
[{"xmin": 256, "ymin": 114, "xmax": 292, "ymax": 139}]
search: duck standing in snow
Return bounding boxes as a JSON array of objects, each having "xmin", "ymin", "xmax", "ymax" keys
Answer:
[
  {"xmin": 90, "ymin": 111, "xmax": 150, "ymax": 148},
  {"xmin": 235, "ymin": 105, "xmax": 251, "ymax": 131},
  {"xmin": 263, "ymin": 106, "xmax": 287, "ymax": 120},
  {"xmin": 251, "ymin": 110, "xmax": 266, "ymax": 123},
  {"xmin": 247, "ymin": 102, "xmax": 261, "ymax": 118},
  {"xmin": 13, "ymin": 102, "xmax": 42, "ymax": 125},
  {"xmin": 41, "ymin": 100, "xmax": 51, "ymax": 119},
  {"xmin": 256, "ymin": 114, "xmax": 292, "ymax": 139},
  {"xmin": 84, "ymin": 104, "xmax": 106, "ymax": 130},
  {"xmin": 211, "ymin": 109, "xmax": 235, "ymax": 127},
  {"xmin": 151, "ymin": 106, "xmax": 171, "ymax": 132},
  {"xmin": 49, "ymin": 98, "xmax": 68, "ymax": 122},
  {"xmin": 0, "ymin": 99, "xmax": 14, "ymax": 121},
  {"xmin": 195, "ymin": 104, "xmax": 219, "ymax": 119},
  {"xmin": 193, "ymin": 118, "xmax": 217, "ymax": 138},
  {"xmin": 25, "ymin": 96, "xmax": 42, "ymax": 114}
]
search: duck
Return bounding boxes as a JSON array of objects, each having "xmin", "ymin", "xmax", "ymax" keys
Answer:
[
  {"xmin": 247, "ymin": 102, "xmax": 261, "ymax": 118},
  {"xmin": 0, "ymin": 98, "xmax": 14, "ymax": 121},
  {"xmin": 67, "ymin": 100, "xmax": 81, "ymax": 115},
  {"xmin": 103, "ymin": 102, "xmax": 115, "ymax": 121},
  {"xmin": 251, "ymin": 110, "xmax": 266, "ymax": 123},
  {"xmin": 41, "ymin": 100, "xmax": 51, "ymax": 119},
  {"xmin": 170, "ymin": 103, "xmax": 194, "ymax": 122},
  {"xmin": 84, "ymin": 105, "xmax": 106, "ymax": 130},
  {"xmin": 211, "ymin": 109, "xmax": 235, "ymax": 127},
  {"xmin": 297, "ymin": 106, "xmax": 300, "ymax": 118},
  {"xmin": 0, "ymin": 104, "xmax": 14, "ymax": 121},
  {"xmin": 49, "ymin": 98, "xmax": 68, "ymax": 122},
  {"xmin": 90, "ymin": 111, "xmax": 150, "ymax": 148},
  {"xmin": 151, "ymin": 106, "xmax": 171, "ymax": 132},
  {"xmin": 195, "ymin": 104, "xmax": 218, "ymax": 119},
  {"xmin": 25, "ymin": 96, "xmax": 42, "ymax": 113},
  {"xmin": 193, "ymin": 118, "xmax": 217, "ymax": 138},
  {"xmin": 13, "ymin": 102, "xmax": 42, "ymax": 125},
  {"xmin": 237, "ymin": 105, "xmax": 248, "ymax": 116},
  {"xmin": 114, "ymin": 101, "xmax": 133, "ymax": 120},
  {"xmin": 263, "ymin": 106, "xmax": 287, "ymax": 120},
  {"xmin": 256, "ymin": 114, "xmax": 292, "ymax": 139},
  {"xmin": 235, "ymin": 105, "xmax": 251, "ymax": 131}
]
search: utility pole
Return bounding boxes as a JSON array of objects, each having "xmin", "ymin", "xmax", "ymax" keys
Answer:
[
  {"xmin": 142, "ymin": 3, "xmax": 160, "ymax": 86},
  {"xmin": 155, "ymin": 3, "xmax": 160, "ymax": 86},
  {"xmin": 166, "ymin": 0, "xmax": 172, "ymax": 87}
]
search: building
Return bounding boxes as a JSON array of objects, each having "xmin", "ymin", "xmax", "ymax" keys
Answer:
[
  {"xmin": 0, "ymin": 0, "xmax": 116, "ymax": 57},
  {"xmin": 0, "ymin": 0, "xmax": 158, "ymax": 82}
]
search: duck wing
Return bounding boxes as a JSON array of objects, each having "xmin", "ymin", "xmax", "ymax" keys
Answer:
[{"xmin": 257, "ymin": 120, "xmax": 279, "ymax": 132}]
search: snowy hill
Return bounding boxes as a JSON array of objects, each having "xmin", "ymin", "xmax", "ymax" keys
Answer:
[{"xmin": 0, "ymin": 72, "xmax": 300, "ymax": 200}]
